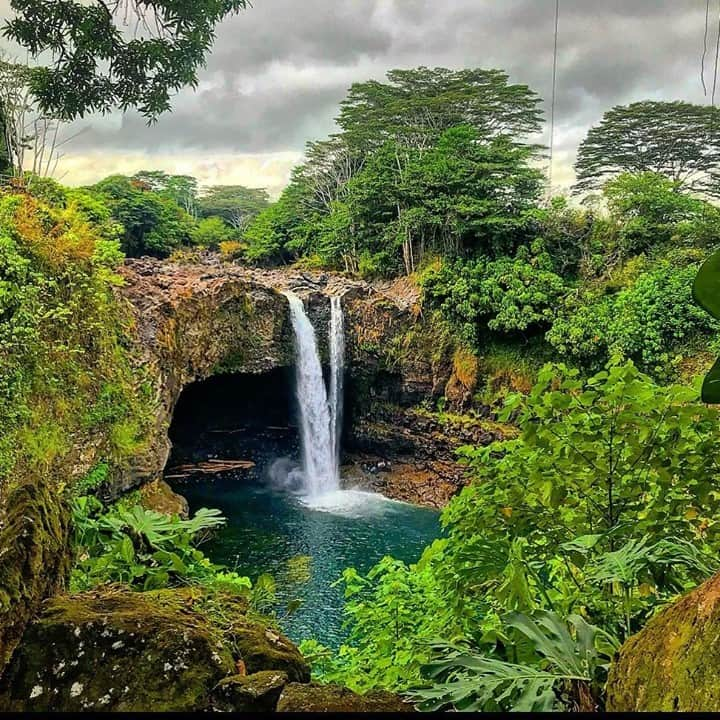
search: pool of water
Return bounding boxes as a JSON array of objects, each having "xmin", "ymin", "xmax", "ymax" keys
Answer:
[{"xmin": 179, "ymin": 472, "xmax": 439, "ymax": 646}]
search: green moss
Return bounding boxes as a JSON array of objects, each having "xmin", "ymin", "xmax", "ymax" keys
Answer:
[
  {"xmin": 606, "ymin": 571, "xmax": 720, "ymax": 711},
  {"xmin": 0, "ymin": 586, "xmax": 312, "ymax": 712},
  {"xmin": 0, "ymin": 481, "xmax": 72, "ymax": 672}
]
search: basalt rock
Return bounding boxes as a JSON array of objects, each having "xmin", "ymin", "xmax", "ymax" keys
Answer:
[
  {"xmin": 606, "ymin": 571, "xmax": 720, "ymax": 712},
  {"xmin": 276, "ymin": 682, "xmax": 414, "ymax": 713},
  {"xmin": 109, "ymin": 257, "xmax": 454, "ymax": 500},
  {"xmin": 0, "ymin": 586, "xmax": 309, "ymax": 712}
]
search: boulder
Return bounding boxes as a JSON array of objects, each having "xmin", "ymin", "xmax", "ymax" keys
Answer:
[
  {"xmin": 606, "ymin": 571, "xmax": 720, "ymax": 711},
  {"xmin": 212, "ymin": 670, "xmax": 288, "ymax": 712},
  {"xmin": 0, "ymin": 586, "xmax": 309, "ymax": 712},
  {"xmin": 276, "ymin": 682, "xmax": 413, "ymax": 713},
  {"xmin": 139, "ymin": 479, "xmax": 189, "ymax": 518}
]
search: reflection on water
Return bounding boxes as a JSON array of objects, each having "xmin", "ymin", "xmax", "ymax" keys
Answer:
[{"xmin": 179, "ymin": 472, "xmax": 439, "ymax": 647}]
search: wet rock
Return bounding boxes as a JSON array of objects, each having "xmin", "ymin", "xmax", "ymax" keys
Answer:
[
  {"xmin": 109, "ymin": 257, "xmax": 450, "ymax": 501},
  {"xmin": 212, "ymin": 670, "xmax": 288, "ymax": 712},
  {"xmin": 139, "ymin": 479, "xmax": 189, "ymax": 518},
  {"xmin": 606, "ymin": 571, "xmax": 720, "ymax": 711},
  {"xmin": 276, "ymin": 682, "xmax": 413, "ymax": 713}
]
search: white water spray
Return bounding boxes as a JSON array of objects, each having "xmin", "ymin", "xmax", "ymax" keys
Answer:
[
  {"xmin": 284, "ymin": 291, "xmax": 344, "ymax": 498},
  {"xmin": 328, "ymin": 295, "xmax": 344, "ymax": 474}
]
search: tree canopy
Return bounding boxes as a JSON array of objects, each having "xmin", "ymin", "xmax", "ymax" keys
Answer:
[
  {"xmin": 575, "ymin": 101, "xmax": 720, "ymax": 197},
  {"xmin": 338, "ymin": 67, "xmax": 544, "ymax": 153},
  {"xmin": 2, "ymin": 0, "xmax": 249, "ymax": 120},
  {"xmin": 197, "ymin": 185, "xmax": 270, "ymax": 229}
]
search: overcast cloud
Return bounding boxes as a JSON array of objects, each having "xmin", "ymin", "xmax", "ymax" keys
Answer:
[{"xmin": 2, "ymin": 0, "xmax": 715, "ymax": 193}]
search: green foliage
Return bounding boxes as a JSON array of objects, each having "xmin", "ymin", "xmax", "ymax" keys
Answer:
[
  {"xmin": 415, "ymin": 611, "xmax": 617, "ymax": 712},
  {"xmin": 423, "ymin": 244, "xmax": 567, "ymax": 346},
  {"xmin": 190, "ymin": 216, "xmax": 236, "ymax": 249},
  {"xmin": 693, "ymin": 247, "xmax": 720, "ymax": 401},
  {"xmin": 243, "ymin": 67, "xmax": 544, "ymax": 276},
  {"xmin": 71, "ymin": 495, "xmax": 252, "ymax": 594},
  {"xmin": 604, "ymin": 172, "xmax": 720, "ymax": 256},
  {"xmin": 197, "ymin": 185, "xmax": 270, "ymax": 230},
  {"xmin": 3, "ymin": 0, "xmax": 249, "ymax": 120},
  {"xmin": 311, "ymin": 362, "xmax": 719, "ymax": 710},
  {"xmin": 0, "ymin": 190, "xmax": 152, "ymax": 485},
  {"xmin": 90, "ymin": 174, "xmax": 196, "ymax": 257},
  {"xmin": 548, "ymin": 256, "xmax": 718, "ymax": 377},
  {"xmin": 575, "ymin": 101, "xmax": 720, "ymax": 197}
]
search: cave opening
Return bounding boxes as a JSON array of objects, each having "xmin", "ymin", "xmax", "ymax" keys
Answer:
[{"xmin": 167, "ymin": 369, "xmax": 300, "ymax": 476}]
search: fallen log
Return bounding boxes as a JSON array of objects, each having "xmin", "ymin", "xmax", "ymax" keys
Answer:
[{"xmin": 165, "ymin": 459, "xmax": 255, "ymax": 479}]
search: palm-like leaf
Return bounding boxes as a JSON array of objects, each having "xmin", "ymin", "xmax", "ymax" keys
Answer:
[{"xmin": 414, "ymin": 611, "xmax": 617, "ymax": 712}]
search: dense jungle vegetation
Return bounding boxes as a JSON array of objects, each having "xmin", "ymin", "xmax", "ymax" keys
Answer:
[{"xmin": 3, "ymin": 30, "xmax": 720, "ymax": 708}]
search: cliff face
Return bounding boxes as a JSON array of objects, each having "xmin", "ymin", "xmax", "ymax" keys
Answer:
[{"xmin": 111, "ymin": 257, "xmax": 459, "ymax": 503}]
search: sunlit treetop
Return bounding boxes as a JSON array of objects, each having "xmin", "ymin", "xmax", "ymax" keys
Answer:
[{"xmin": 2, "ymin": 0, "xmax": 249, "ymax": 120}]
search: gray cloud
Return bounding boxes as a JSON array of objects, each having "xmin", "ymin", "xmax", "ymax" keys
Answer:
[{"xmin": 5, "ymin": 0, "xmax": 712, "ymax": 188}]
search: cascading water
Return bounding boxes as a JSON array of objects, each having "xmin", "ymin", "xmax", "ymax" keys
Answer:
[
  {"xmin": 284, "ymin": 291, "xmax": 340, "ymax": 497},
  {"xmin": 328, "ymin": 295, "xmax": 344, "ymax": 475}
]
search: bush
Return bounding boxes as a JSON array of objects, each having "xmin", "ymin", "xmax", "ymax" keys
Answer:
[
  {"xmin": 422, "ymin": 245, "xmax": 568, "ymax": 347},
  {"xmin": 547, "ymin": 257, "xmax": 718, "ymax": 376}
]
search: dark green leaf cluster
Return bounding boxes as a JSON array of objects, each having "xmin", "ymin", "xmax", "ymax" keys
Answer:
[{"xmin": 3, "ymin": 0, "xmax": 249, "ymax": 120}]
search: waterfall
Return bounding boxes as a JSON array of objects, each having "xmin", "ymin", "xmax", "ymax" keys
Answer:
[
  {"xmin": 328, "ymin": 295, "xmax": 344, "ymax": 474},
  {"xmin": 284, "ymin": 291, "xmax": 343, "ymax": 497}
]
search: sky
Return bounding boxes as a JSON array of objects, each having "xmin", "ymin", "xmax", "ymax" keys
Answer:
[{"xmin": 2, "ymin": 0, "xmax": 716, "ymax": 195}]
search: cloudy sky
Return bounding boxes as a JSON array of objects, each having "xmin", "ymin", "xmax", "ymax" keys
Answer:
[{"xmin": 3, "ymin": 0, "xmax": 716, "ymax": 194}]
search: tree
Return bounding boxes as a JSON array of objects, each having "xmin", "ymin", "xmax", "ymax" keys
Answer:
[
  {"xmin": 0, "ymin": 58, "xmax": 70, "ymax": 179},
  {"xmin": 338, "ymin": 67, "xmax": 544, "ymax": 153},
  {"xmin": 190, "ymin": 216, "xmax": 235, "ymax": 249},
  {"xmin": 197, "ymin": 185, "xmax": 269, "ymax": 230},
  {"xmin": 575, "ymin": 101, "xmax": 720, "ymax": 197},
  {"xmin": 90, "ymin": 174, "xmax": 194, "ymax": 257},
  {"xmin": 2, "ymin": 0, "xmax": 249, "ymax": 120},
  {"xmin": 132, "ymin": 171, "xmax": 199, "ymax": 217}
]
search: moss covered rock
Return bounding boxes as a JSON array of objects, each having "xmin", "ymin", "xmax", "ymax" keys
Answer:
[
  {"xmin": 0, "ymin": 587, "xmax": 235, "ymax": 712},
  {"xmin": 606, "ymin": 571, "xmax": 720, "ymax": 711},
  {"xmin": 139, "ymin": 479, "xmax": 189, "ymax": 518},
  {"xmin": 0, "ymin": 584, "xmax": 312, "ymax": 712},
  {"xmin": 276, "ymin": 682, "xmax": 413, "ymax": 713},
  {"xmin": 211, "ymin": 670, "xmax": 288, "ymax": 711},
  {"xmin": 230, "ymin": 622, "xmax": 310, "ymax": 683},
  {"xmin": 0, "ymin": 482, "xmax": 72, "ymax": 673}
]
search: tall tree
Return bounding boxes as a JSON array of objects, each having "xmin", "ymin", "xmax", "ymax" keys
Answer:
[
  {"xmin": 132, "ymin": 170, "xmax": 199, "ymax": 217},
  {"xmin": 575, "ymin": 101, "xmax": 720, "ymax": 197},
  {"xmin": 2, "ymin": 0, "xmax": 249, "ymax": 120},
  {"xmin": 337, "ymin": 67, "xmax": 544, "ymax": 153},
  {"xmin": 197, "ymin": 185, "xmax": 270, "ymax": 230}
]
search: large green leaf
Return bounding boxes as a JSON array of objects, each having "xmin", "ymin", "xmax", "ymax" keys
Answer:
[
  {"xmin": 693, "ymin": 247, "xmax": 720, "ymax": 320},
  {"xmin": 701, "ymin": 356, "xmax": 720, "ymax": 403}
]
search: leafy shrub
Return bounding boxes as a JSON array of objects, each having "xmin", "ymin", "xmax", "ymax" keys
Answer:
[
  {"xmin": 71, "ymin": 495, "xmax": 252, "ymax": 594},
  {"xmin": 422, "ymin": 245, "xmax": 568, "ymax": 347},
  {"xmin": 548, "ymin": 258, "xmax": 718, "ymax": 376},
  {"xmin": 308, "ymin": 361, "xmax": 720, "ymax": 709}
]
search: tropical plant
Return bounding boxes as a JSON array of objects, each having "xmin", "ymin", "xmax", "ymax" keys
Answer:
[
  {"xmin": 693, "ymin": 247, "xmax": 720, "ymax": 401},
  {"xmin": 415, "ymin": 611, "xmax": 618, "ymax": 712},
  {"xmin": 71, "ymin": 495, "xmax": 251, "ymax": 594}
]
